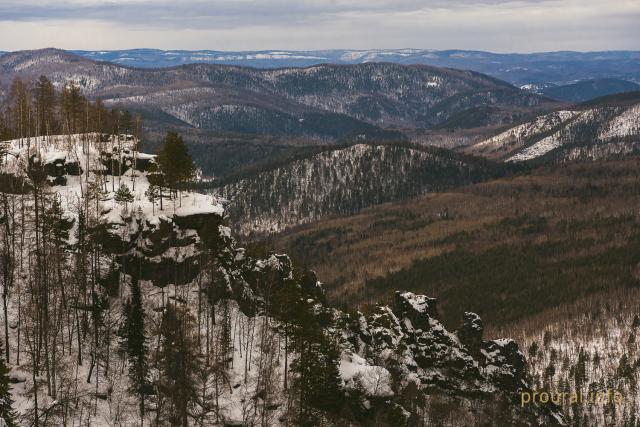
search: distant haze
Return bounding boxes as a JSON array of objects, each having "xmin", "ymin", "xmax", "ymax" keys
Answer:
[{"xmin": 0, "ymin": 0, "xmax": 639, "ymax": 52}]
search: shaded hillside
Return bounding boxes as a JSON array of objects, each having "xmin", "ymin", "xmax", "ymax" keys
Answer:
[
  {"xmin": 540, "ymin": 78, "xmax": 640, "ymax": 102},
  {"xmin": 218, "ymin": 143, "xmax": 508, "ymax": 235}
]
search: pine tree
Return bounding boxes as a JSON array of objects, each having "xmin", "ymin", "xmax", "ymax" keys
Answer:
[
  {"xmin": 114, "ymin": 184, "xmax": 134, "ymax": 213},
  {"xmin": 157, "ymin": 305, "xmax": 200, "ymax": 427},
  {"xmin": 9, "ymin": 79, "xmax": 30, "ymax": 143},
  {"xmin": 0, "ymin": 341, "xmax": 16, "ymax": 427},
  {"xmin": 290, "ymin": 298, "xmax": 344, "ymax": 425},
  {"xmin": 121, "ymin": 277, "xmax": 149, "ymax": 423},
  {"xmin": 617, "ymin": 354, "xmax": 634, "ymax": 381},
  {"xmin": 273, "ymin": 277, "xmax": 303, "ymax": 391},
  {"xmin": 574, "ymin": 348, "xmax": 588, "ymax": 389},
  {"xmin": 34, "ymin": 76, "xmax": 57, "ymax": 137},
  {"xmin": 528, "ymin": 341, "xmax": 539, "ymax": 358},
  {"xmin": 156, "ymin": 132, "xmax": 195, "ymax": 205},
  {"xmin": 43, "ymin": 195, "xmax": 73, "ymax": 246},
  {"xmin": 61, "ymin": 82, "xmax": 85, "ymax": 134},
  {"xmin": 119, "ymin": 110, "xmax": 133, "ymax": 136},
  {"xmin": 144, "ymin": 185, "xmax": 159, "ymax": 215}
]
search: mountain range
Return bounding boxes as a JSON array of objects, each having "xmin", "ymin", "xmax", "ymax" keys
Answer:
[
  {"xmin": 2, "ymin": 46, "xmax": 640, "ymax": 426},
  {"xmin": 0, "ymin": 48, "xmax": 554, "ymax": 178},
  {"xmin": 31, "ymin": 49, "xmax": 640, "ymax": 87}
]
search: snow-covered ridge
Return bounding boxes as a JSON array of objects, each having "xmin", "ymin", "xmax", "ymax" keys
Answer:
[
  {"xmin": 470, "ymin": 110, "xmax": 579, "ymax": 154},
  {"xmin": 505, "ymin": 109, "xmax": 601, "ymax": 162},
  {"xmin": 599, "ymin": 104, "xmax": 640, "ymax": 140},
  {"xmin": 470, "ymin": 101, "xmax": 640, "ymax": 162}
]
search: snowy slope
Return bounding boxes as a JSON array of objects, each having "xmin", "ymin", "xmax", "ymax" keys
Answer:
[
  {"xmin": 1, "ymin": 134, "xmax": 222, "ymax": 222},
  {"xmin": 470, "ymin": 110, "xmax": 579, "ymax": 155},
  {"xmin": 469, "ymin": 98, "xmax": 640, "ymax": 163},
  {"xmin": 506, "ymin": 288, "xmax": 640, "ymax": 426}
]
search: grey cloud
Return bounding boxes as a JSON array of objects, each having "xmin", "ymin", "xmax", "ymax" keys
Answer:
[
  {"xmin": 0, "ymin": 0, "xmax": 637, "ymax": 52},
  {"xmin": 0, "ymin": 0, "xmax": 559, "ymax": 28}
]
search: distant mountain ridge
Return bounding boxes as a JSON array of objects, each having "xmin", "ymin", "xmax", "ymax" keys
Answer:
[
  {"xmin": 3, "ymin": 48, "xmax": 640, "ymax": 90},
  {"xmin": 64, "ymin": 49, "xmax": 640, "ymax": 87},
  {"xmin": 0, "ymin": 48, "xmax": 551, "ymax": 139}
]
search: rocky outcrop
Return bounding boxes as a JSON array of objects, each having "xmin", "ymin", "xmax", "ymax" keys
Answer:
[
  {"xmin": 94, "ymin": 213, "xmax": 223, "ymax": 289},
  {"xmin": 458, "ymin": 311, "xmax": 484, "ymax": 357},
  {"xmin": 331, "ymin": 291, "xmax": 566, "ymax": 426}
]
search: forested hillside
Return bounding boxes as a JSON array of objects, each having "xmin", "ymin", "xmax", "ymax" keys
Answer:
[
  {"xmin": 270, "ymin": 158, "xmax": 640, "ymax": 426},
  {"xmin": 273, "ymin": 159, "xmax": 640, "ymax": 326},
  {"xmin": 497, "ymin": 288, "xmax": 640, "ymax": 427},
  {"xmin": 65, "ymin": 49, "xmax": 640, "ymax": 88},
  {"xmin": 539, "ymin": 78, "xmax": 640, "ymax": 102},
  {"xmin": 218, "ymin": 143, "xmax": 507, "ymax": 235}
]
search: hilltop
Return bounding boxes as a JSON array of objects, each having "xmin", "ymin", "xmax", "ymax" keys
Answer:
[{"xmin": 217, "ymin": 142, "xmax": 508, "ymax": 235}]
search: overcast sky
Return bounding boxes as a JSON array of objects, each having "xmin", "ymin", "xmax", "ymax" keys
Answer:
[{"xmin": 0, "ymin": 0, "xmax": 638, "ymax": 52}]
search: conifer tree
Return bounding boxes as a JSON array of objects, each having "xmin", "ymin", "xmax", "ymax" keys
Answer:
[
  {"xmin": 61, "ymin": 82, "xmax": 85, "ymax": 134},
  {"xmin": 156, "ymin": 132, "xmax": 195, "ymax": 205},
  {"xmin": 114, "ymin": 184, "xmax": 134, "ymax": 213},
  {"xmin": 157, "ymin": 305, "xmax": 200, "ymax": 427},
  {"xmin": 9, "ymin": 79, "xmax": 30, "ymax": 142},
  {"xmin": 290, "ymin": 299, "xmax": 343, "ymax": 425},
  {"xmin": 121, "ymin": 277, "xmax": 149, "ymax": 423},
  {"xmin": 146, "ymin": 170, "xmax": 165, "ymax": 211},
  {"xmin": 119, "ymin": 110, "xmax": 133, "ymax": 136},
  {"xmin": 144, "ymin": 185, "xmax": 159, "ymax": 215},
  {"xmin": 34, "ymin": 76, "xmax": 57, "ymax": 137}
]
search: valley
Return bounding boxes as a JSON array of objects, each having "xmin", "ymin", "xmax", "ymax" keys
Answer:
[{"xmin": 271, "ymin": 159, "xmax": 640, "ymax": 329}]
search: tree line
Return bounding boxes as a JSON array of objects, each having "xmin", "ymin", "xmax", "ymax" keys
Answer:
[{"xmin": 0, "ymin": 76, "xmax": 136, "ymax": 141}]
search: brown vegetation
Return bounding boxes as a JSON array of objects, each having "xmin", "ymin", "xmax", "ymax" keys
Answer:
[{"xmin": 271, "ymin": 159, "xmax": 640, "ymax": 328}]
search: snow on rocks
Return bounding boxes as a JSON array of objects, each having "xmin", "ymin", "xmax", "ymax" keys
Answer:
[
  {"xmin": 333, "ymin": 291, "xmax": 567, "ymax": 424},
  {"xmin": 340, "ymin": 353, "xmax": 394, "ymax": 397},
  {"xmin": 0, "ymin": 133, "xmax": 223, "ymax": 224}
]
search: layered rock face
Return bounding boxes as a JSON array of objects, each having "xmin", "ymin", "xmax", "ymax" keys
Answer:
[
  {"xmin": 328, "ymin": 292, "xmax": 566, "ymax": 426},
  {"xmin": 1, "ymin": 133, "xmax": 223, "ymax": 290}
]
